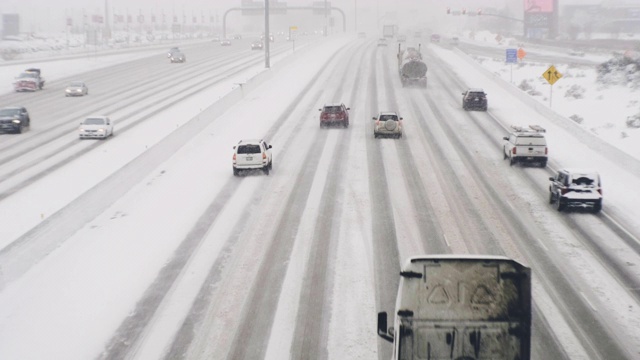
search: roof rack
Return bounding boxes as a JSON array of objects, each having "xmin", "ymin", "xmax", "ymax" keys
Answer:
[{"xmin": 510, "ymin": 125, "xmax": 546, "ymax": 133}]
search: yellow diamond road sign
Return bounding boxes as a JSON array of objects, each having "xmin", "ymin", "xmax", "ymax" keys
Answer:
[{"xmin": 542, "ymin": 65, "xmax": 562, "ymax": 85}]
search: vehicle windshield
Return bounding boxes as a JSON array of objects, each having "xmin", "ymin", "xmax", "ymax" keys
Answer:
[
  {"xmin": 0, "ymin": 108, "xmax": 20, "ymax": 116},
  {"xmin": 379, "ymin": 114, "xmax": 398, "ymax": 121},
  {"xmin": 469, "ymin": 92, "xmax": 485, "ymax": 97},
  {"xmin": 323, "ymin": 106, "xmax": 342, "ymax": 113},
  {"xmin": 83, "ymin": 118, "xmax": 105, "ymax": 125},
  {"xmin": 18, "ymin": 72, "xmax": 36, "ymax": 79},
  {"xmin": 69, "ymin": 82, "xmax": 84, "ymax": 87},
  {"xmin": 237, "ymin": 145, "xmax": 261, "ymax": 154}
]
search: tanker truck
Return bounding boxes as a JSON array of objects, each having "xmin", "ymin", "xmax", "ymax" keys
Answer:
[
  {"xmin": 377, "ymin": 255, "xmax": 531, "ymax": 360},
  {"xmin": 397, "ymin": 44, "xmax": 427, "ymax": 88}
]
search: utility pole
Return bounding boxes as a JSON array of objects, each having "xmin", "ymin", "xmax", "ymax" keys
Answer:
[
  {"xmin": 265, "ymin": 0, "xmax": 270, "ymax": 68},
  {"xmin": 324, "ymin": 0, "xmax": 328, "ymax": 36}
]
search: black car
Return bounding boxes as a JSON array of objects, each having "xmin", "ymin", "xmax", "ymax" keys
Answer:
[
  {"xmin": 0, "ymin": 106, "xmax": 30, "ymax": 134},
  {"xmin": 462, "ymin": 88, "xmax": 488, "ymax": 111}
]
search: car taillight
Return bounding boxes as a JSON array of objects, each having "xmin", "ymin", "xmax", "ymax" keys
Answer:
[
  {"xmin": 233, "ymin": 154, "xmax": 236, "ymax": 161},
  {"xmin": 512, "ymin": 147, "xmax": 517, "ymax": 155},
  {"xmin": 262, "ymin": 152, "xmax": 266, "ymax": 160},
  {"xmin": 561, "ymin": 188, "xmax": 569, "ymax": 195}
]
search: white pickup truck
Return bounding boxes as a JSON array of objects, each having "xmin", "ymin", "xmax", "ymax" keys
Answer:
[{"xmin": 503, "ymin": 125, "xmax": 548, "ymax": 167}]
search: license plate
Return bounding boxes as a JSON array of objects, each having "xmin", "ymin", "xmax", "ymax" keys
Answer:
[{"xmin": 246, "ymin": 156, "xmax": 253, "ymax": 161}]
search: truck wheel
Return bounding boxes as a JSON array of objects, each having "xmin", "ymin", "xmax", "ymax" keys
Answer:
[
  {"xmin": 509, "ymin": 157, "xmax": 515, "ymax": 166},
  {"xmin": 16, "ymin": 125, "xmax": 23, "ymax": 134},
  {"xmin": 263, "ymin": 166, "xmax": 269, "ymax": 175},
  {"xmin": 555, "ymin": 197, "xmax": 565, "ymax": 212},
  {"xmin": 593, "ymin": 201, "xmax": 602, "ymax": 213},
  {"xmin": 233, "ymin": 168, "xmax": 239, "ymax": 176}
]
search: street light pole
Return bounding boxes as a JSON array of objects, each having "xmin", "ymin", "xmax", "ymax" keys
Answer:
[
  {"xmin": 265, "ymin": 0, "xmax": 270, "ymax": 68},
  {"xmin": 324, "ymin": 0, "xmax": 328, "ymax": 36}
]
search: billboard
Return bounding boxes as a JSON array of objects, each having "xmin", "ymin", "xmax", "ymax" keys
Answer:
[
  {"xmin": 524, "ymin": 0, "xmax": 554, "ymax": 13},
  {"xmin": 2, "ymin": 14, "xmax": 20, "ymax": 37}
]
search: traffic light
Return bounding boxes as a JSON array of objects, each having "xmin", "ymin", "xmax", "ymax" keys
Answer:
[
  {"xmin": 446, "ymin": 7, "xmax": 450, "ymax": 15},
  {"xmin": 462, "ymin": 8, "xmax": 466, "ymax": 15}
]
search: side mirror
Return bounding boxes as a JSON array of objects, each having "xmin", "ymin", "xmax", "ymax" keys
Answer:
[
  {"xmin": 549, "ymin": 177, "xmax": 555, "ymax": 181},
  {"xmin": 372, "ymin": 117, "xmax": 377, "ymax": 120},
  {"xmin": 233, "ymin": 146, "xmax": 236, "ymax": 149},
  {"xmin": 399, "ymin": 117, "xmax": 404, "ymax": 120},
  {"xmin": 502, "ymin": 136, "xmax": 509, "ymax": 141},
  {"xmin": 318, "ymin": 109, "xmax": 322, "ymax": 111},
  {"xmin": 461, "ymin": 92, "xmax": 466, "ymax": 95},
  {"xmin": 346, "ymin": 108, "xmax": 351, "ymax": 110},
  {"xmin": 377, "ymin": 312, "xmax": 394, "ymax": 343},
  {"xmin": 268, "ymin": 145, "xmax": 272, "ymax": 149}
]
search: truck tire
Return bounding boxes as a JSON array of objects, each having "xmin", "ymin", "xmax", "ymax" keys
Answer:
[
  {"xmin": 263, "ymin": 166, "xmax": 269, "ymax": 175},
  {"xmin": 593, "ymin": 201, "xmax": 602, "ymax": 213},
  {"xmin": 555, "ymin": 197, "xmax": 565, "ymax": 212}
]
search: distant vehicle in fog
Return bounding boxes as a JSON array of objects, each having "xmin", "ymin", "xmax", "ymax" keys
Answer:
[
  {"xmin": 220, "ymin": 39, "xmax": 232, "ymax": 46},
  {"xmin": 251, "ymin": 41, "xmax": 264, "ymax": 50},
  {"xmin": 65, "ymin": 81, "xmax": 89, "ymax": 97},
  {"xmin": 14, "ymin": 68, "xmax": 44, "ymax": 92},
  {"xmin": 170, "ymin": 52, "xmax": 186, "ymax": 63},
  {"xmin": 430, "ymin": 34, "xmax": 441, "ymax": 43}
]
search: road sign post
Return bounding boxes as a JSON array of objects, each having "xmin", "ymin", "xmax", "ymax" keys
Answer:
[
  {"xmin": 506, "ymin": 48, "xmax": 517, "ymax": 83},
  {"xmin": 542, "ymin": 65, "xmax": 562, "ymax": 107}
]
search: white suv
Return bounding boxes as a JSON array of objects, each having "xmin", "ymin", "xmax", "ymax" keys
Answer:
[
  {"xmin": 502, "ymin": 125, "xmax": 547, "ymax": 167},
  {"xmin": 232, "ymin": 139, "xmax": 273, "ymax": 176},
  {"xmin": 373, "ymin": 112, "xmax": 403, "ymax": 139}
]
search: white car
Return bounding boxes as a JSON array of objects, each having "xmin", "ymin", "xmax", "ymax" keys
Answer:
[
  {"xmin": 232, "ymin": 139, "xmax": 273, "ymax": 176},
  {"xmin": 373, "ymin": 112, "xmax": 403, "ymax": 138},
  {"xmin": 79, "ymin": 116, "xmax": 114, "ymax": 139},
  {"xmin": 65, "ymin": 81, "xmax": 88, "ymax": 97}
]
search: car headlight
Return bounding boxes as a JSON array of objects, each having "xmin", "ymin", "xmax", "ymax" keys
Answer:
[
  {"xmin": 12, "ymin": 119, "xmax": 21, "ymax": 124},
  {"xmin": 97, "ymin": 128, "xmax": 105, "ymax": 133},
  {"xmin": 66, "ymin": 89, "xmax": 71, "ymax": 92},
  {"xmin": 79, "ymin": 128, "xmax": 85, "ymax": 132}
]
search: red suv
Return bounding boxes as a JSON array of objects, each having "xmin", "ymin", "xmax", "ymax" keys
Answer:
[{"xmin": 319, "ymin": 103, "xmax": 350, "ymax": 128}]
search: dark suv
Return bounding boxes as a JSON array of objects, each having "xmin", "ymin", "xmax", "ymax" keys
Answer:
[
  {"xmin": 462, "ymin": 88, "xmax": 488, "ymax": 111},
  {"xmin": 319, "ymin": 103, "xmax": 350, "ymax": 128},
  {"xmin": 0, "ymin": 106, "xmax": 30, "ymax": 134},
  {"xmin": 549, "ymin": 169, "xmax": 602, "ymax": 213}
]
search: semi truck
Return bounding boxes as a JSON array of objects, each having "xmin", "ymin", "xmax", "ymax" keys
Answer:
[
  {"xmin": 397, "ymin": 44, "xmax": 428, "ymax": 88},
  {"xmin": 377, "ymin": 255, "xmax": 531, "ymax": 360}
]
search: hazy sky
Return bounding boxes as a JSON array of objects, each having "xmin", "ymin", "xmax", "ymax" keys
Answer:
[{"xmin": 0, "ymin": 0, "xmax": 601, "ymax": 33}]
